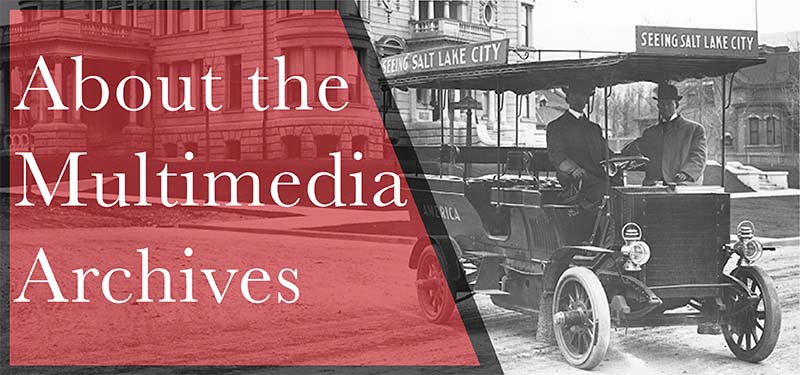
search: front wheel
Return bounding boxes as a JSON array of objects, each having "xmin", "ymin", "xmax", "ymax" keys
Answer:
[
  {"xmin": 553, "ymin": 267, "xmax": 611, "ymax": 370},
  {"xmin": 416, "ymin": 245, "xmax": 455, "ymax": 324},
  {"xmin": 722, "ymin": 265, "xmax": 781, "ymax": 362}
]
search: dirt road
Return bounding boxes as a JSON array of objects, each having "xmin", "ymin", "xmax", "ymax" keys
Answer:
[{"xmin": 476, "ymin": 244, "xmax": 800, "ymax": 375}]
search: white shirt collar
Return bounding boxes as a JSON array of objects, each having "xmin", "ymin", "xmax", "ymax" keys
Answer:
[
  {"xmin": 669, "ymin": 113, "xmax": 679, "ymax": 122},
  {"xmin": 567, "ymin": 108, "xmax": 585, "ymax": 119}
]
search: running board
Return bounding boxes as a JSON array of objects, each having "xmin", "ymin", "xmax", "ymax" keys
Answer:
[{"xmin": 473, "ymin": 289, "xmax": 511, "ymax": 296}]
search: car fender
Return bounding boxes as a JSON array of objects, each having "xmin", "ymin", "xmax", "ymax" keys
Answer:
[
  {"xmin": 409, "ymin": 236, "xmax": 463, "ymax": 282},
  {"xmin": 543, "ymin": 246, "xmax": 614, "ymax": 293}
]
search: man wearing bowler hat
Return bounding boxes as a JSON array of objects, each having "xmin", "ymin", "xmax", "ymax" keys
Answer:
[
  {"xmin": 547, "ymin": 80, "xmax": 614, "ymax": 207},
  {"xmin": 624, "ymin": 83, "xmax": 707, "ymax": 186}
]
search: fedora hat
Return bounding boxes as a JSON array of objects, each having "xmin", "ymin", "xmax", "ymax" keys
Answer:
[{"xmin": 653, "ymin": 83, "xmax": 682, "ymax": 101}]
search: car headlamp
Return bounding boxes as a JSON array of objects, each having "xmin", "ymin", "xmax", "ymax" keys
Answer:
[
  {"xmin": 623, "ymin": 241, "xmax": 651, "ymax": 265},
  {"xmin": 620, "ymin": 223, "xmax": 651, "ymax": 271},
  {"xmin": 734, "ymin": 221, "xmax": 763, "ymax": 263},
  {"xmin": 739, "ymin": 239, "xmax": 763, "ymax": 263}
]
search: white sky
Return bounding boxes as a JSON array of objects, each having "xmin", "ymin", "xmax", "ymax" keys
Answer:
[{"xmin": 532, "ymin": 0, "xmax": 800, "ymax": 51}]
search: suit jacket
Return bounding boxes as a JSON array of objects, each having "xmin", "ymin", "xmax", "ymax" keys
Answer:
[
  {"xmin": 626, "ymin": 115, "xmax": 707, "ymax": 185},
  {"xmin": 546, "ymin": 112, "xmax": 614, "ymax": 204}
]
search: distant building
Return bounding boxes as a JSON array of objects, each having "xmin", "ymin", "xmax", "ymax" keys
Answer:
[{"xmin": 709, "ymin": 45, "xmax": 798, "ymax": 186}]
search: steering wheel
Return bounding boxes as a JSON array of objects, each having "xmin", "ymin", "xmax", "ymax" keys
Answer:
[{"xmin": 599, "ymin": 156, "xmax": 650, "ymax": 178}]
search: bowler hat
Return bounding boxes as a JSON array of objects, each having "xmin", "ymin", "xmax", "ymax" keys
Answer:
[
  {"xmin": 653, "ymin": 83, "xmax": 682, "ymax": 100},
  {"xmin": 563, "ymin": 81, "xmax": 596, "ymax": 95}
]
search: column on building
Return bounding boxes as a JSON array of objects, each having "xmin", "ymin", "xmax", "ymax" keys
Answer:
[
  {"xmin": 0, "ymin": 63, "xmax": 6, "ymax": 128},
  {"xmin": 127, "ymin": 64, "xmax": 139, "ymax": 125},
  {"xmin": 122, "ymin": 62, "xmax": 151, "ymax": 153},
  {"xmin": 37, "ymin": 58, "xmax": 48, "ymax": 124},
  {"xmin": 427, "ymin": 1, "xmax": 434, "ymax": 20},
  {"xmin": 52, "ymin": 56, "xmax": 65, "ymax": 123},
  {"xmin": 443, "ymin": 1, "xmax": 450, "ymax": 18}
]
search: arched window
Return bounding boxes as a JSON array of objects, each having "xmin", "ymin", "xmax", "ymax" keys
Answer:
[
  {"xmin": 748, "ymin": 117, "xmax": 759, "ymax": 145},
  {"xmin": 766, "ymin": 116, "xmax": 777, "ymax": 145},
  {"xmin": 352, "ymin": 135, "xmax": 369, "ymax": 157},
  {"xmin": 224, "ymin": 140, "xmax": 241, "ymax": 160},
  {"xmin": 315, "ymin": 134, "xmax": 340, "ymax": 158},
  {"xmin": 183, "ymin": 141, "xmax": 199, "ymax": 156},
  {"xmin": 281, "ymin": 135, "xmax": 301, "ymax": 159},
  {"xmin": 163, "ymin": 142, "xmax": 178, "ymax": 157}
]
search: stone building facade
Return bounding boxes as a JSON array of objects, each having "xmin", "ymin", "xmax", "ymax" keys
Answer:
[{"xmin": 1, "ymin": 0, "xmax": 542, "ymax": 160}]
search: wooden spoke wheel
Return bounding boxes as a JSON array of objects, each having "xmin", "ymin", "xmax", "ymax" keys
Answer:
[
  {"xmin": 723, "ymin": 265, "xmax": 781, "ymax": 363},
  {"xmin": 416, "ymin": 245, "xmax": 455, "ymax": 324},
  {"xmin": 553, "ymin": 267, "xmax": 610, "ymax": 370}
]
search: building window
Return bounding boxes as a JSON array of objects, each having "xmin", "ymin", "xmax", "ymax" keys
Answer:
[
  {"xmin": 350, "ymin": 48, "xmax": 366, "ymax": 104},
  {"xmin": 174, "ymin": 0, "xmax": 204, "ymax": 33},
  {"xmin": 183, "ymin": 141, "xmax": 199, "ymax": 156},
  {"xmin": 281, "ymin": 135, "xmax": 301, "ymax": 159},
  {"xmin": 157, "ymin": 0, "xmax": 168, "ymax": 34},
  {"xmin": 177, "ymin": 0, "xmax": 191, "ymax": 32},
  {"xmin": 449, "ymin": 1, "xmax": 463, "ymax": 20},
  {"xmin": 227, "ymin": 0, "xmax": 242, "ymax": 25},
  {"xmin": 766, "ymin": 116, "xmax": 777, "ymax": 145},
  {"xmin": 224, "ymin": 140, "xmax": 241, "ymax": 160},
  {"xmin": 416, "ymin": 89, "xmax": 431, "ymax": 107},
  {"xmin": 315, "ymin": 48, "xmax": 338, "ymax": 103},
  {"xmin": 315, "ymin": 135, "xmax": 340, "ymax": 158},
  {"xmin": 284, "ymin": 48, "xmax": 305, "ymax": 108},
  {"xmin": 352, "ymin": 135, "xmax": 369, "ymax": 156},
  {"xmin": 521, "ymin": 3, "xmax": 533, "ymax": 47},
  {"xmin": 748, "ymin": 117, "xmax": 759, "ymax": 145},
  {"xmin": 20, "ymin": 4, "xmax": 38, "ymax": 22},
  {"xmin": 283, "ymin": 0, "xmax": 303, "ymax": 17},
  {"xmin": 522, "ymin": 94, "xmax": 532, "ymax": 118},
  {"xmin": 226, "ymin": 55, "xmax": 242, "ymax": 110},
  {"xmin": 164, "ymin": 142, "xmax": 178, "ymax": 157},
  {"xmin": 418, "ymin": 0, "xmax": 430, "ymax": 20}
]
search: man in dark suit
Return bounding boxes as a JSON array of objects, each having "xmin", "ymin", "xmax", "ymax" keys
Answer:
[
  {"xmin": 624, "ymin": 83, "xmax": 707, "ymax": 185},
  {"xmin": 546, "ymin": 81, "xmax": 612, "ymax": 207}
]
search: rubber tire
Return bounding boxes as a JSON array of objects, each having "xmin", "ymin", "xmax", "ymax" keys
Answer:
[
  {"xmin": 723, "ymin": 265, "xmax": 781, "ymax": 363},
  {"xmin": 416, "ymin": 245, "xmax": 456, "ymax": 324},
  {"xmin": 553, "ymin": 267, "xmax": 611, "ymax": 370}
]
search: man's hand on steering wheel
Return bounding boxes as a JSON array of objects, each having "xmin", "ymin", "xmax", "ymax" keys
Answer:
[{"xmin": 599, "ymin": 156, "xmax": 650, "ymax": 178}]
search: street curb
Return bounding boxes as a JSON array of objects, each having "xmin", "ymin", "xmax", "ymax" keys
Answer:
[{"xmin": 177, "ymin": 223, "xmax": 417, "ymax": 245}]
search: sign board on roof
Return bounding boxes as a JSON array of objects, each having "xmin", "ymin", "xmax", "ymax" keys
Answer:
[
  {"xmin": 636, "ymin": 26, "xmax": 758, "ymax": 58},
  {"xmin": 380, "ymin": 39, "xmax": 509, "ymax": 78}
]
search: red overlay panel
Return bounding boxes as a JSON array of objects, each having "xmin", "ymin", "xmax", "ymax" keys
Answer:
[{"xmin": 7, "ymin": 10, "xmax": 478, "ymax": 366}]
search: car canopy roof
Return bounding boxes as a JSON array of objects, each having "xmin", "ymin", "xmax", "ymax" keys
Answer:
[{"xmin": 381, "ymin": 53, "xmax": 765, "ymax": 94}]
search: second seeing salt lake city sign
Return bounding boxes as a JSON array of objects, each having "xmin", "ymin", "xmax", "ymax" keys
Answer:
[{"xmin": 636, "ymin": 26, "xmax": 758, "ymax": 58}]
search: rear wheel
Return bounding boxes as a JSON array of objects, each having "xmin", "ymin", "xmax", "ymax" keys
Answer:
[
  {"xmin": 416, "ymin": 245, "xmax": 455, "ymax": 324},
  {"xmin": 723, "ymin": 265, "xmax": 781, "ymax": 362},
  {"xmin": 553, "ymin": 267, "xmax": 610, "ymax": 370}
]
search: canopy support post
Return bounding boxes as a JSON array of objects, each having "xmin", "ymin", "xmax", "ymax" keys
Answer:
[
  {"xmin": 720, "ymin": 72, "xmax": 737, "ymax": 189},
  {"xmin": 496, "ymin": 89, "xmax": 505, "ymax": 204},
  {"xmin": 604, "ymin": 87, "xmax": 611, "ymax": 188},
  {"xmin": 515, "ymin": 93, "xmax": 521, "ymax": 147}
]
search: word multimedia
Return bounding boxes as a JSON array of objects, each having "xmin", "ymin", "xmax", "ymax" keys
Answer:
[{"xmin": 16, "ymin": 151, "xmax": 407, "ymax": 208}]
